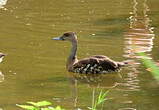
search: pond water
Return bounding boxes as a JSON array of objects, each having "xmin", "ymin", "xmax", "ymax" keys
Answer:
[{"xmin": 0, "ymin": 0, "xmax": 159, "ymax": 110}]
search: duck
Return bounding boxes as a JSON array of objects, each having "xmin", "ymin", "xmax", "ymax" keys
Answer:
[
  {"xmin": 53, "ymin": 32, "xmax": 127, "ymax": 74},
  {"xmin": 0, "ymin": 53, "xmax": 5, "ymax": 63}
]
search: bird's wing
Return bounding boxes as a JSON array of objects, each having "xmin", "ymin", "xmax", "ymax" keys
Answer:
[
  {"xmin": 73, "ymin": 57, "xmax": 99, "ymax": 67},
  {"xmin": 90, "ymin": 55, "xmax": 109, "ymax": 59},
  {"xmin": 72, "ymin": 57, "xmax": 118, "ymax": 73}
]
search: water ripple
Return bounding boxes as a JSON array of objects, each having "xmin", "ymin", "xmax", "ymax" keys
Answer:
[
  {"xmin": 118, "ymin": 108, "xmax": 136, "ymax": 110},
  {"xmin": 117, "ymin": 72, "xmax": 140, "ymax": 92}
]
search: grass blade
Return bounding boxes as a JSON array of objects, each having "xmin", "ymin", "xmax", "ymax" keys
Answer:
[
  {"xmin": 138, "ymin": 53, "xmax": 159, "ymax": 80},
  {"xmin": 27, "ymin": 101, "xmax": 52, "ymax": 107},
  {"xmin": 16, "ymin": 104, "xmax": 38, "ymax": 110}
]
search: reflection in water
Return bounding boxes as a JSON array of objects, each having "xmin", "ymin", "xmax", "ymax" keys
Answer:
[
  {"xmin": 69, "ymin": 73, "xmax": 120, "ymax": 109},
  {"xmin": 69, "ymin": 73, "xmax": 120, "ymax": 88},
  {"xmin": 117, "ymin": 72, "xmax": 140, "ymax": 91},
  {"xmin": 118, "ymin": 108, "xmax": 136, "ymax": 110},
  {"xmin": 124, "ymin": 0, "xmax": 154, "ymax": 59},
  {"xmin": 123, "ymin": 0, "xmax": 154, "ymax": 78},
  {"xmin": 0, "ymin": 71, "xmax": 4, "ymax": 82},
  {"xmin": 0, "ymin": 0, "xmax": 7, "ymax": 8},
  {"xmin": 119, "ymin": 0, "xmax": 154, "ymax": 110}
]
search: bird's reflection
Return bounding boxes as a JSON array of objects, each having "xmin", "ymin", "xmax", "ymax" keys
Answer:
[
  {"xmin": 69, "ymin": 73, "xmax": 121, "ymax": 88},
  {"xmin": 68, "ymin": 73, "xmax": 121, "ymax": 109}
]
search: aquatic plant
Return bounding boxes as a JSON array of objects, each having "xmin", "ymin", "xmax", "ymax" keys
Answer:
[
  {"xmin": 16, "ymin": 100, "xmax": 65, "ymax": 110},
  {"xmin": 88, "ymin": 90, "xmax": 109, "ymax": 110},
  {"xmin": 16, "ymin": 90, "xmax": 109, "ymax": 110},
  {"xmin": 138, "ymin": 52, "xmax": 159, "ymax": 80},
  {"xmin": 16, "ymin": 89, "xmax": 109, "ymax": 110}
]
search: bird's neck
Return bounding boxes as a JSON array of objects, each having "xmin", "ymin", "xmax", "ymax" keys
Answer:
[{"xmin": 66, "ymin": 39, "xmax": 78, "ymax": 70}]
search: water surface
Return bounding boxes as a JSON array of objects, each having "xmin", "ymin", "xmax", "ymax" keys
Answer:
[{"xmin": 0, "ymin": 0, "xmax": 159, "ymax": 110}]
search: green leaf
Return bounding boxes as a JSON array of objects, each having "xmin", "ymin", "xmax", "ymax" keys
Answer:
[
  {"xmin": 138, "ymin": 52, "xmax": 159, "ymax": 80},
  {"xmin": 27, "ymin": 102, "xmax": 38, "ymax": 106},
  {"xmin": 96, "ymin": 90, "xmax": 108, "ymax": 105},
  {"xmin": 27, "ymin": 101, "xmax": 52, "ymax": 107},
  {"xmin": 16, "ymin": 104, "xmax": 38, "ymax": 110},
  {"xmin": 101, "ymin": 91, "xmax": 109, "ymax": 100}
]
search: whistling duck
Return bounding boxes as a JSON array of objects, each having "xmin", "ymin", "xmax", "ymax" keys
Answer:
[
  {"xmin": 0, "ymin": 53, "xmax": 5, "ymax": 63},
  {"xmin": 53, "ymin": 32, "xmax": 127, "ymax": 74}
]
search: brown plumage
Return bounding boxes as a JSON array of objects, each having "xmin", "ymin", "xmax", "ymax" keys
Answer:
[{"xmin": 53, "ymin": 32, "xmax": 127, "ymax": 74}]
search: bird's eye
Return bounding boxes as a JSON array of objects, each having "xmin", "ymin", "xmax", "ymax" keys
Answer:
[{"xmin": 64, "ymin": 33, "xmax": 70, "ymax": 37}]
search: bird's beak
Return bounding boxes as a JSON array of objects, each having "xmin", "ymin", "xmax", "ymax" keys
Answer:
[{"xmin": 52, "ymin": 36, "xmax": 64, "ymax": 40}]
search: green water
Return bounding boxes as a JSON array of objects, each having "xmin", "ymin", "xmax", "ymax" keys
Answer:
[{"xmin": 0, "ymin": 0, "xmax": 159, "ymax": 110}]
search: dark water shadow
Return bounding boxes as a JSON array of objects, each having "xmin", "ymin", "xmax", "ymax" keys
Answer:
[{"xmin": 93, "ymin": 15, "xmax": 129, "ymax": 37}]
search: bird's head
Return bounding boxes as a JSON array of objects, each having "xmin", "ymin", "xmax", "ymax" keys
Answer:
[{"xmin": 53, "ymin": 32, "xmax": 77, "ymax": 42}]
